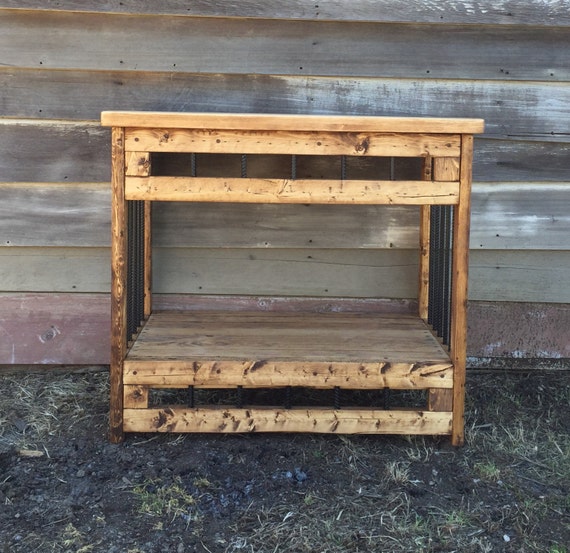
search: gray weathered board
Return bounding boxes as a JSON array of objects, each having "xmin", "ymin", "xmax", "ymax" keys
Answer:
[{"xmin": 0, "ymin": 3, "xmax": 568, "ymax": 365}]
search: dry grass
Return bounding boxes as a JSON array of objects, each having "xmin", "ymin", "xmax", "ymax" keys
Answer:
[
  {"xmin": 0, "ymin": 371, "xmax": 108, "ymax": 451},
  {"xmin": 0, "ymin": 368, "xmax": 568, "ymax": 553}
]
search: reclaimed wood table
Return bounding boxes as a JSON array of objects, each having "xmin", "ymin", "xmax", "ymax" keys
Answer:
[{"xmin": 101, "ymin": 111, "xmax": 483, "ymax": 445}]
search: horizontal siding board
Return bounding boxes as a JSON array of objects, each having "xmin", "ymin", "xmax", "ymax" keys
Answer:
[
  {"xmin": 2, "ymin": 121, "xmax": 569, "ymax": 183},
  {"xmin": 0, "ymin": 121, "xmax": 109, "ymax": 182},
  {"xmin": 469, "ymin": 250, "xmax": 570, "ymax": 303},
  {"xmin": 3, "ymin": 70, "xmax": 569, "ymax": 141},
  {"xmin": 2, "ymin": 182, "xmax": 569, "ymax": 251},
  {"xmin": 2, "ymin": 1, "xmax": 570, "ymax": 26},
  {"xmin": 468, "ymin": 302, "xmax": 570, "ymax": 360},
  {"xmin": 0, "ymin": 248, "xmax": 110, "ymax": 291},
  {"xmin": 0, "ymin": 293, "xmax": 110, "ymax": 364},
  {"xmin": 0, "ymin": 293, "xmax": 567, "ymax": 364},
  {"xmin": 0, "ymin": 182, "xmax": 110, "ymax": 247},
  {"xmin": 152, "ymin": 248, "xmax": 418, "ymax": 298},
  {"xmin": 3, "ymin": 247, "xmax": 569, "ymax": 303},
  {"xmin": 471, "ymin": 183, "xmax": 570, "ymax": 250},
  {"xmin": 1, "ymin": 10, "xmax": 568, "ymax": 81}
]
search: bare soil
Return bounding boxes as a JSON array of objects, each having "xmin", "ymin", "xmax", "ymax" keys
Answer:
[{"xmin": 0, "ymin": 368, "xmax": 569, "ymax": 553}]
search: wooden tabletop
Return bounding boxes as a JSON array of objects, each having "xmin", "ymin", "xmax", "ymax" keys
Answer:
[{"xmin": 101, "ymin": 111, "xmax": 484, "ymax": 134}]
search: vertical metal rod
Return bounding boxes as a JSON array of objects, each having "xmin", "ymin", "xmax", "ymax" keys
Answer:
[
  {"xmin": 188, "ymin": 386, "xmax": 195, "ymax": 408},
  {"xmin": 241, "ymin": 154, "xmax": 247, "ymax": 178},
  {"xmin": 190, "ymin": 153, "xmax": 197, "ymax": 177},
  {"xmin": 334, "ymin": 387, "xmax": 341, "ymax": 410},
  {"xmin": 126, "ymin": 201, "xmax": 135, "ymax": 341},
  {"xmin": 285, "ymin": 386, "xmax": 292, "ymax": 409},
  {"xmin": 383, "ymin": 388, "xmax": 391, "ymax": 410},
  {"xmin": 340, "ymin": 155, "xmax": 347, "ymax": 180},
  {"xmin": 428, "ymin": 206, "xmax": 436, "ymax": 327},
  {"xmin": 444, "ymin": 206, "xmax": 454, "ymax": 345},
  {"xmin": 291, "ymin": 154, "xmax": 297, "ymax": 180},
  {"xmin": 137, "ymin": 201, "xmax": 144, "ymax": 330}
]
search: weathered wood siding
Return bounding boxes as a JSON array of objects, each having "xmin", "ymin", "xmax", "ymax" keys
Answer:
[{"xmin": 0, "ymin": 2, "xmax": 568, "ymax": 365}]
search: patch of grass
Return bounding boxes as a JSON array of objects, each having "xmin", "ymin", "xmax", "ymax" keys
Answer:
[
  {"xmin": 0, "ymin": 372, "xmax": 108, "ymax": 450},
  {"xmin": 385, "ymin": 460, "xmax": 411, "ymax": 485},
  {"xmin": 132, "ymin": 476, "xmax": 200, "ymax": 524},
  {"xmin": 474, "ymin": 460, "xmax": 501, "ymax": 481}
]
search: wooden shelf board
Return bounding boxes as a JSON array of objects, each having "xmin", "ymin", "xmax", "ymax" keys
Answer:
[{"xmin": 124, "ymin": 311, "xmax": 452, "ymax": 389}]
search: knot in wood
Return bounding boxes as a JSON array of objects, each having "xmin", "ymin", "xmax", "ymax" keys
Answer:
[{"xmin": 354, "ymin": 137, "xmax": 370, "ymax": 154}]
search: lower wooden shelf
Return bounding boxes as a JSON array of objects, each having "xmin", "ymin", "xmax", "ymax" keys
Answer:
[
  {"xmin": 121, "ymin": 311, "xmax": 454, "ymax": 437},
  {"xmin": 124, "ymin": 311, "xmax": 453, "ymax": 389}
]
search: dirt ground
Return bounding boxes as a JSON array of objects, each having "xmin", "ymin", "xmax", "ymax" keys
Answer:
[{"xmin": 0, "ymin": 368, "xmax": 568, "ymax": 553}]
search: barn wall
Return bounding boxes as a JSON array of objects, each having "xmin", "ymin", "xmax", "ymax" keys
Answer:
[{"xmin": 0, "ymin": 2, "xmax": 569, "ymax": 365}]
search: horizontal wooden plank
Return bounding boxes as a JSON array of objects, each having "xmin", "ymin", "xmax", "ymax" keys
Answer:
[
  {"xmin": 0, "ymin": 121, "xmax": 109, "ymax": 182},
  {"xmin": 114, "ymin": 114, "xmax": 479, "ymax": 135},
  {"xmin": 123, "ymin": 126, "xmax": 464, "ymax": 154},
  {"xmin": 122, "ymin": 406, "xmax": 453, "ymax": 435},
  {"xmin": 0, "ymin": 248, "xmax": 110, "ymax": 291},
  {"xmin": 123, "ymin": 359, "xmax": 452, "ymax": 389},
  {"xmin": 1, "ymin": 10, "xmax": 568, "ymax": 81},
  {"xmin": 125, "ymin": 311, "xmax": 451, "ymax": 365},
  {"xmin": 0, "ymin": 293, "xmax": 110, "ymax": 364},
  {"xmin": 471, "ymin": 183, "xmax": 570, "ymax": 250},
  {"xmin": 4, "ymin": 181, "xmax": 569, "ymax": 251},
  {"xmin": 4, "ymin": 1, "xmax": 570, "ymax": 26},
  {"xmin": 0, "ymin": 182, "xmax": 110, "ymax": 247},
  {"xmin": 125, "ymin": 177, "xmax": 460, "ymax": 205},
  {"xmin": 2, "ymin": 70, "xmax": 568, "ymax": 141},
  {"xmin": 469, "ymin": 250, "xmax": 570, "ymax": 302},
  {"xmin": 6, "ymin": 1, "xmax": 570, "ymax": 26},
  {"xmin": 468, "ymin": 302, "xmax": 570, "ymax": 360},
  {"xmin": 3, "ymin": 121, "xmax": 568, "ymax": 182},
  {"xmin": 2, "ymin": 248, "xmax": 569, "ymax": 304},
  {"xmin": 1, "ymin": 294, "xmax": 568, "ymax": 364},
  {"xmin": 152, "ymin": 248, "xmax": 418, "ymax": 298}
]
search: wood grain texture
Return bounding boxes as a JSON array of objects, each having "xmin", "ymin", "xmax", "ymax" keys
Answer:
[
  {"xmin": 0, "ymin": 121, "xmax": 109, "ymax": 182},
  {"xmin": 3, "ymin": 248, "xmax": 568, "ymax": 303},
  {"xmin": 109, "ymin": 126, "xmax": 126, "ymax": 442},
  {"xmin": 1, "ymin": 10, "xmax": 568, "ymax": 81},
  {"xmin": 124, "ymin": 311, "xmax": 451, "ymax": 365},
  {"xmin": 3, "ymin": 182, "xmax": 569, "ymax": 251},
  {"xmin": 3, "ymin": 122, "xmax": 567, "ymax": 182},
  {"xmin": 123, "ymin": 358, "xmax": 453, "ymax": 389},
  {"xmin": 0, "ymin": 293, "xmax": 110, "ymax": 364},
  {"xmin": 2, "ymin": 70, "xmax": 568, "ymax": 141},
  {"xmin": 449, "ymin": 134, "xmax": 474, "ymax": 446},
  {"xmin": 4, "ymin": 180, "xmax": 569, "ymax": 250},
  {"xmin": 125, "ymin": 177, "xmax": 460, "ymax": 205},
  {"xmin": 1, "ymin": 294, "xmax": 568, "ymax": 364},
  {"xmin": 122, "ymin": 407, "xmax": 453, "ymax": 435},
  {"xmin": 123, "ymin": 126, "xmax": 463, "ymax": 154},
  {"xmin": 3, "ymin": 1, "xmax": 569, "ymax": 26}
]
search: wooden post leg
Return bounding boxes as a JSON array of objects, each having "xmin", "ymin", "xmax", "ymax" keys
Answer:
[
  {"xmin": 450, "ymin": 136, "xmax": 474, "ymax": 446},
  {"xmin": 429, "ymin": 156, "xmax": 463, "ymax": 437},
  {"xmin": 418, "ymin": 157, "xmax": 432, "ymax": 322},
  {"xmin": 110, "ymin": 127, "xmax": 127, "ymax": 443}
]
